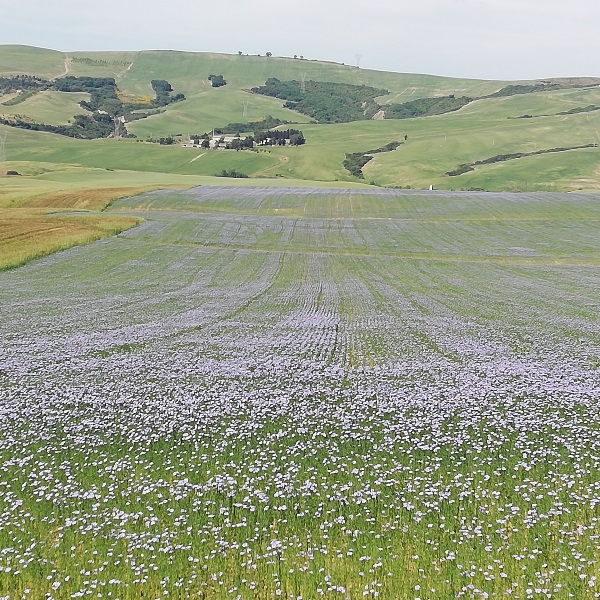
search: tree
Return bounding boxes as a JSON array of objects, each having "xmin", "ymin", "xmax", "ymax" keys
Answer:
[
  {"xmin": 289, "ymin": 132, "xmax": 305, "ymax": 146},
  {"xmin": 151, "ymin": 80, "xmax": 173, "ymax": 93},
  {"xmin": 208, "ymin": 74, "xmax": 226, "ymax": 88},
  {"xmin": 101, "ymin": 98, "xmax": 123, "ymax": 116}
]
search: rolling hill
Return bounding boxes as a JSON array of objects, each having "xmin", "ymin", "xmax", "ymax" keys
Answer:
[{"xmin": 1, "ymin": 44, "xmax": 600, "ymax": 191}]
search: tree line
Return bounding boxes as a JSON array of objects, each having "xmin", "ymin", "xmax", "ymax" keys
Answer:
[
  {"xmin": 343, "ymin": 141, "xmax": 402, "ymax": 178},
  {"xmin": 254, "ymin": 129, "xmax": 305, "ymax": 146},
  {"xmin": 445, "ymin": 143, "xmax": 598, "ymax": 177},
  {"xmin": 0, "ymin": 113, "xmax": 115, "ymax": 139},
  {"xmin": 0, "ymin": 75, "xmax": 50, "ymax": 93},
  {"xmin": 251, "ymin": 78, "xmax": 596, "ymax": 124},
  {"xmin": 251, "ymin": 78, "xmax": 386, "ymax": 123},
  {"xmin": 212, "ymin": 116, "xmax": 291, "ymax": 135}
]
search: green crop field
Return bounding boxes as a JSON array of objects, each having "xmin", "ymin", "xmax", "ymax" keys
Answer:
[
  {"xmin": 1, "ymin": 187, "xmax": 600, "ymax": 599},
  {"xmin": 0, "ymin": 91, "xmax": 89, "ymax": 124},
  {"xmin": 1, "ymin": 45, "xmax": 599, "ymax": 191},
  {"xmin": 0, "ymin": 45, "xmax": 70, "ymax": 79}
]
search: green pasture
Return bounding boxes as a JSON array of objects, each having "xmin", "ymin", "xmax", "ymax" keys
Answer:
[
  {"xmin": 126, "ymin": 88, "xmax": 312, "ymax": 140},
  {"xmin": 66, "ymin": 51, "xmax": 142, "ymax": 79},
  {"xmin": 0, "ymin": 162, "xmax": 201, "ymax": 208},
  {"xmin": 362, "ymin": 105, "xmax": 600, "ymax": 189},
  {"xmin": 112, "ymin": 49, "xmax": 507, "ymax": 99},
  {"xmin": 0, "ymin": 90, "xmax": 89, "ymax": 124},
  {"xmin": 116, "ymin": 50, "xmax": 510, "ymax": 139},
  {"xmin": 1, "ymin": 129, "xmax": 285, "ymax": 178},
  {"xmin": 0, "ymin": 44, "xmax": 67, "ymax": 79},
  {"xmin": 1, "ymin": 45, "xmax": 600, "ymax": 191},
  {"xmin": 3, "ymin": 91, "xmax": 600, "ymax": 190},
  {"xmin": 432, "ymin": 148, "xmax": 600, "ymax": 192}
]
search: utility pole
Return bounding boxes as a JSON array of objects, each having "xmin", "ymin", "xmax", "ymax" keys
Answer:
[{"xmin": 300, "ymin": 72, "xmax": 307, "ymax": 93}]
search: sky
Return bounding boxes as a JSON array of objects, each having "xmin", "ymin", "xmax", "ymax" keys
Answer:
[{"xmin": 2, "ymin": 0, "xmax": 599, "ymax": 81}]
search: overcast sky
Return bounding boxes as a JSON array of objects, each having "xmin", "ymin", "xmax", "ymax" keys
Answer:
[{"xmin": 2, "ymin": 0, "xmax": 599, "ymax": 81}]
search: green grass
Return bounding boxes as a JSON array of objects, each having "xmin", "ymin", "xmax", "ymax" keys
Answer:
[
  {"xmin": 0, "ymin": 161, "xmax": 203, "ymax": 207},
  {"xmin": 0, "ymin": 90, "xmax": 89, "ymax": 124},
  {"xmin": 0, "ymin": 208, "xmax": 141, "ymax": 270},
  {"xmin": 0, "ymin": 44, "xmax": 67, "ymax": 79},
  {"xmin": 1, "ymin": 45, "xmax": 600, "ymax": 190},
  {"xmin": 113, "ymin": 49, "xmax": 507, "ymax": 99},
  {"xmin": 126, "ymin": 88, "xmax": 312, "ymax": 139}
]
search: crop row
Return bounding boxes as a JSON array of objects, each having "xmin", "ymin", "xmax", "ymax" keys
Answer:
[{"xmin": 0, "ymin": 188, "xmax": 599, "ymax": 598}]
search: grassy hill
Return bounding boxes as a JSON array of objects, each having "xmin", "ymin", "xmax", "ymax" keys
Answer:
[{"xmin": 1, "ymin": 44, "xmax": 599, "ymax": 192}]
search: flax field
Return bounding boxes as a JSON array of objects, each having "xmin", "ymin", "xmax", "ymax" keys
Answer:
[{"xmin": 1, "ymin": 187, "xmax": 600, "ymax": 599}]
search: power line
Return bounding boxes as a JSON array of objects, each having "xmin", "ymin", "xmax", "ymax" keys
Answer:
[{"xmin": 300, "ymin": 72, "xmax": 307, "ymax": 93}]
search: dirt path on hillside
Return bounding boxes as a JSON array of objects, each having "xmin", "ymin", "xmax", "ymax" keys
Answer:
[
  {"xmin": 53, "ymin": 55, "xmax": 71, "ymax": 80},
  {"xmin": 187, "ymin": 153, "xmax": 207, "ymax": 164},
  {"xmin": 382, "ymin": 88, "xmax": 417, "ymax": 105}
]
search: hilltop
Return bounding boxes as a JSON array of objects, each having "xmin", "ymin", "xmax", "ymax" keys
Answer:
[{"xmin": 1, "ymin": 44, "xmax": 600, "ymax": 191}]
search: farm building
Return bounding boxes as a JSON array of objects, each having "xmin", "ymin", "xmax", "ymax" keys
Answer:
[{"xmin": 182, "ymin": 135, "xmax": 251, "ymax": 150}]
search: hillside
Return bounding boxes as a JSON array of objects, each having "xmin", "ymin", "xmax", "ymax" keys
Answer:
[{"xmin": 1, "ymin": 45, "xmax": 600, "ymax": 191}]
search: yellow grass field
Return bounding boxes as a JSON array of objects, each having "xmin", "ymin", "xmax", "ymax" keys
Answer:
[
  {"xmin": 0, "ymin": 207, "xmax": 141, "ymax": 270},
  {"xmin": 16, "ymin": 186, "xmax": 158, "ymax": 210},
  {"xmin": 0, "ymin": 163, "xmax": 207, "ymax": 270},
  {"xmin": 0, "ymin": 176, "xmax": 154, "ymax": 270}
]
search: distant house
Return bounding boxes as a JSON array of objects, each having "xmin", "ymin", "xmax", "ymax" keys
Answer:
[
  {"xmin": 182, "ymin": 135, "xmax": 250, "ymax": 150},
  {"xmin": 255, "ymin": 137, "xmax": 293, "ymax": 147}
]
